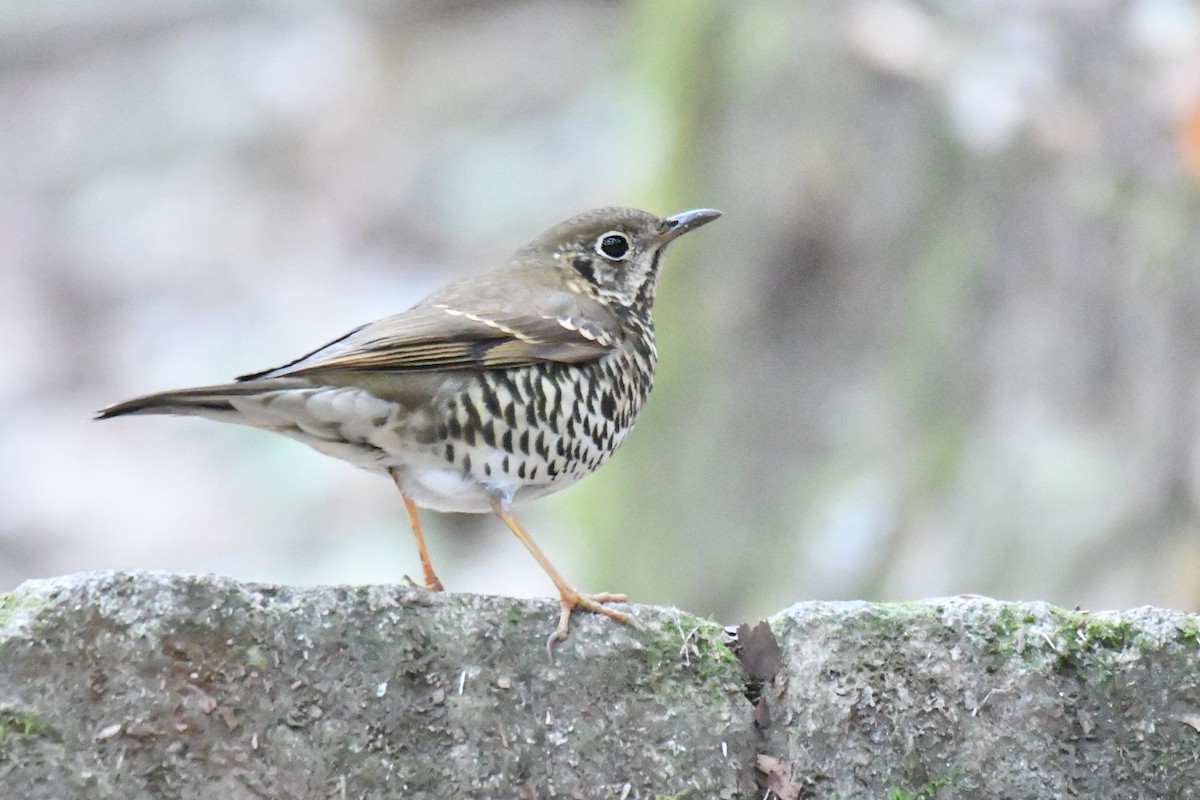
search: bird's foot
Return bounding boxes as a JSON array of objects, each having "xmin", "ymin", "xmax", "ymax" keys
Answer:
[
  {"xmin": 547, "ymin": 589, "xmax": 630, "ymax": 655},
  {"xmin": 403, "ymin": 574, "xmax": 445, "ymax": 592}
]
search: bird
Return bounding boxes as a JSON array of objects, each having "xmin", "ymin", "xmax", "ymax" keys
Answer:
[{"xmin": 96, "ymin": 206, "xmax": 721, "ymax": 645}]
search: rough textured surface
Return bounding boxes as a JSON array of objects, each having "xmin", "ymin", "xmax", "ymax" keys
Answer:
[
  {"xmin": 3, "ymin": 573, "xmax": 1199, "ymax": 799},
  {"xmin": 765, "ymin": 600, "xmax": 1200, "ymax": 799},
  {"xmin": 0, "ymin": 571, "xmax": 754, "ymax": 799}
]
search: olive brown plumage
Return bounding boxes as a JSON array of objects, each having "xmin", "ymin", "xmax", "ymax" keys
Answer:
[{"xmin": 97, "ymin": 206, "xmax": 721, "ymax": 645}]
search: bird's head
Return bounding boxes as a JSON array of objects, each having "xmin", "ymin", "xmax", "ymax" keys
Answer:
[{"xmin": 521, "ymin": 207, "xmax": 721, "ymax": 311}]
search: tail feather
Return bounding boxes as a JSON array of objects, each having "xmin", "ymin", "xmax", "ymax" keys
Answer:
[{"xmin": 95, "ymin": 382, "xmax": 293, "ymax": 421}]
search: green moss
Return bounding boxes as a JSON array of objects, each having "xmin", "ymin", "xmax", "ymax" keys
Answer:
[
  {"xmin": 983, "ymin": 606, "xmax": 1042, "ymax": 658},
  {"xmin": 636, "ymin": 613, "xmax": 740, "ymax": 705},
  {"xmin": 986, "ymin": 607, "xmax": 1159, "ymax": 677},
  {"xmin": 886, "ymin": 772, "xmax": 956, "ymax": 800},
  {"xmin": 1080, "ymin": 616, "xmax": 1139, "ymax": 650},
  {"xmin": 0, "ymin": 592, "xmax": 46, "ymax": 629},
  {"xmin": 504, "ymin": 603, "xmax": 525, "ymax": 628},
  {"xmin": 860, "ymin": 602, "xmax": 956, "ymax": 637},
  {"xmin": 991, "ymin": 605, "xmax": 1039, "ymax": 638},
  {"xmin": 242, "ymin": 644, "xmax": 270, "ymax": 670},
  {"xmin": 0, "ymin": 592, "xmax": 49, "ymax": 654},
  {"xmin": 0, "ymin": 712, "xmax": 60, "ymax": 744},
  {"xmin": 1176, "ymin": 617, "xmax": 1200, "ymax": 643}
]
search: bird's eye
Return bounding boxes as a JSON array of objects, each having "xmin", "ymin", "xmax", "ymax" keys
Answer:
[{"xmin": 595, "ymin": 231, "xmax": 631, "ymax": 261}]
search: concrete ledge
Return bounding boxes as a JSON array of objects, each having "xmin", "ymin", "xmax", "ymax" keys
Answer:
[
  {"xmin": 765, "ymin": 599, "xmax": 1200, "ymax": 798},
  {"xmin": 2, "ymin": 571, "xmax": 1198, "ymax": 798},
  {"xmin": 0, "ymin": 572, "xmax": 754, "ymax": 799}
]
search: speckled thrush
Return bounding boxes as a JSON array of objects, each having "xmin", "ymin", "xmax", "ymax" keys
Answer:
[{"xmin": 96, "ymin": 206, "xmax": 721, "ymax": 644}]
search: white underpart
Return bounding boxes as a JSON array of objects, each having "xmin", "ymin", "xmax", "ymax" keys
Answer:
[{"xmin": 227, "ymin": 386, "xmax": 513, "ymax": 513}]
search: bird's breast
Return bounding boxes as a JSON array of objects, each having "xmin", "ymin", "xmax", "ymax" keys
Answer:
[{"xmin": 418, "ymin": 332, "xmax": 657, "ymax": 506}]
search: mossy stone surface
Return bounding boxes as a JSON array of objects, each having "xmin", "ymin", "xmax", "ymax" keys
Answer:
[
  {"xmin": 0, "ymin": 571, "xmax": 755, "ymax": 799},
  {"xmin": 4, "ymin": 573, "xmax": 1198, "ymax": 798},
  {"xmin": 765, "ymin": 598, "xmax": 1200, "ymax": 799}
]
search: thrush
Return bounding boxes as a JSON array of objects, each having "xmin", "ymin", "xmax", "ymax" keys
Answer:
[{"xmin": 97, "ymin": 206, "xmax": 721, "ymax": 644}]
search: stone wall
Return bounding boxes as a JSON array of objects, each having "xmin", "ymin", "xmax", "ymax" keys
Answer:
[{"xmin": 1, "ymin": 572, "xmax": 1197, "ymax": 798}]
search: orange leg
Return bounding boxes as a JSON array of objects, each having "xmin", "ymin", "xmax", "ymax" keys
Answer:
[
  {"xmin": 389, "ymin": 469, "xmax": 444, "ymax": 592},
  {"xmin": 489, "ymin": 500, "xmax": 628, "ymax": 646}
]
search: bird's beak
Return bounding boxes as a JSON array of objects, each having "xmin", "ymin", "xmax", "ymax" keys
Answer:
[{"xmin": 655, "ymin": 208, "xmax": 722, "ymax": 246}]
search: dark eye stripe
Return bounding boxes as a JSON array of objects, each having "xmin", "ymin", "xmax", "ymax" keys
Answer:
[{"xmin": 571, "ymin": 257, "xmax": 596, "ymax": 283}]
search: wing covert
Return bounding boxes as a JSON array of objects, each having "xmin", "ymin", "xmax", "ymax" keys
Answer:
[{"xmin": 238, "ymin": 282, "xmax": 620, "ymax": 381}]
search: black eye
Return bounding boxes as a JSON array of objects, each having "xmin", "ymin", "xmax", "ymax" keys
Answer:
[{"xmin": 595, "ymin": 231, "xmax": 631, "ymax": 261}]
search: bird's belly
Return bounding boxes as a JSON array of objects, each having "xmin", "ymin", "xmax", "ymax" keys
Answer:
[
  {"xmin": 389, "ymin": 463, "xmax": 574, "ymax": 513},
  {"xmin": 394, "ymin": 467, "xmax": 499, "ymax": 513}
]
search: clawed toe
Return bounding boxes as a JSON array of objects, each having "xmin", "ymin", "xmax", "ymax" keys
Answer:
[
  {"xmin": 403, "ymin": 574, "xmax": 445, "ymax": 592},
  {"xmin": 546, "ymin": 589, "xmax": 631, "ymax": 655},
  {"xmin": 587, "ymin": 591, "xmax": 627, "ymax": 605}
]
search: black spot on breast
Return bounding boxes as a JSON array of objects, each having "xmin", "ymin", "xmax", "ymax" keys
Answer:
[
  {"xmin": 481, "ymin": 419, "xmax": 497, "ymax": 448},
  {"xmin": 462, "ymin": 395, "xmax": 482, "ymax": 429},
  {"xmin": 462, "ymin": 453, "xmax": 472, "ymax": 476},
  {"xmin": 480, "ymin": 382, "xmax": 502, "ymax": 418},
  {"xmin": 445, "ymin": 443, "xmax": 455, "ymax": 463},
  {"xmin": 533, "ymin": 380, "xmax": 548, "ymax": 420},
  {"xmin": 501, "ymin": 429, "xmax": 514, "ymax": 453},
  {"xmin": 601, "ymin": 393, "xmax": 616, "ymax": 420},
  {"xmin": 461, "ymin": 395, "xmax": 482, "ymax": 446}
]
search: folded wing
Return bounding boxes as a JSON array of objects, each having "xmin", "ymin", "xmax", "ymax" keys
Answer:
[{"xmin": 240, "ymin": 272, "xmax": 621, "ymax": 381}]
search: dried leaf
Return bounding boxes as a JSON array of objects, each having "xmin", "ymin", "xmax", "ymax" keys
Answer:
[
  {"xmin": 737, "ymin": 621, "xmax": 783, "ymax": 683},
  {"xmin": 756, "ymin": 754, "xmax": 802, "ymax": 800}
]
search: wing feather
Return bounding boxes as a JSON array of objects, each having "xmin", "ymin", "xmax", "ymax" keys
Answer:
[{"xmin": 239, "ymin": 273, "xmax": 620, "ymax": 381}]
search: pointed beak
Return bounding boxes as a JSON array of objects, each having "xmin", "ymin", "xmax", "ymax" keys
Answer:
[{"xmin": 655, "ymin": 208, "xmax": 722, "ymax": 246}]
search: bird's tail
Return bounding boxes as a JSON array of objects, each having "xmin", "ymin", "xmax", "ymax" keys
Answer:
[{"xmin": 95, "ymin": 381, "xmax": 296, "ymax": 421}]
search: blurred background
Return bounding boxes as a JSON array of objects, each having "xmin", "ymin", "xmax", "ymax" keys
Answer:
[{"xmin": 3, "ymin": 0, "xmax": 1199, "ymax": 624}]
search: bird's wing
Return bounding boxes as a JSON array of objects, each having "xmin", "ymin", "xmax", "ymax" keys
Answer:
[{"xmin": 239, "ymin": 273, "xmax": 620, "ymax": 381}]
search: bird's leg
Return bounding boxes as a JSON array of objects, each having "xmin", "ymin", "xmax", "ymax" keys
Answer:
[
  {"xmin": 489, "ymin": 499, "xmax": 628, "ymax": 646},
  {"xmin": 389, "ymin": 468, "xmax": 444, "ymax": 592}
]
